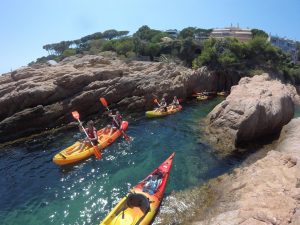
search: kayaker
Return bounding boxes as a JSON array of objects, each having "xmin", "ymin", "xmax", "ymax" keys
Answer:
[
  {"xmin": 108, "ymin": 110, "xmax": 123, "ymax": 135},
  {"xmin": 103, "ymin": 124, "xmax": 112, "ymax": 135},
  {"xmin": 157, "ymin": 97, "xmax": 167, "ymax": 112},
  {"xmin": 143, "ymin": 175, "xmax": 158, "ymax": 195},
  {"xmin": 71, "ymin": 120, "xmax": 98, "ymax": 153},
  {"xmin": 170, "ymin": 96, "xmax": 180, "ymax": 110}
]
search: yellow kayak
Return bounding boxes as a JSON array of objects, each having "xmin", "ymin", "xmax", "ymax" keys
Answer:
[
  {"xmin": 196, "ymin": 95, "xmax": 208, "ymax": 100},
  {"xmin": 53, "ymin": 121, "xmax": 128, "ymax": 166},
  {"xmin": 100, "ymin": 153, "xmax": 175, "ymax": 225},
  {"xmin": 217, "ymin": 91, "xmax": 227, "ymax": 96},
  {"xmin": 145, "ymin": 105, "xmax": 182, "ymax": 118}
]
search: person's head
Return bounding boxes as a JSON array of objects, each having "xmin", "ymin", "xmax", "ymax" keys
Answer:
[
  {"xmin": 161, "ymin": 97, "xmax": 165, "ymax": 102},
  {"xmin": 87, "ymin": 120, "xmax": 94, "ymax": 128},
  {"xmin": 116, "ymin": 111, "xmax": 120, "ymax": 115}
]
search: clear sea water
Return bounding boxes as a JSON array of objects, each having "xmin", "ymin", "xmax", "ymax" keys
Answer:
[{"xmin": 0, "ymin": 98, "xmax": 267, "ymax": 225}]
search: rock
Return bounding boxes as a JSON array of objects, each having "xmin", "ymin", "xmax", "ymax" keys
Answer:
[
  {"xmin": 206, "ymin": 73, "xmax": 297, "ymax": 153},
  {"xmin": 0, "ymin": 55, "xmax": 222, "ymax": 143},
  {"xmin": 193, "ymin": 118, "xmax": 300, "ymax": 225}
]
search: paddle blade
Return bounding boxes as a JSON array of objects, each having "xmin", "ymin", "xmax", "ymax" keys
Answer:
[
  {"xmin": 120, "ymin": 122, "xmax": 130, "ymax": 141},
  {"xmin": 71, "ymin": 111, "xmax": 80, "ymax": 120},
  {"xmin": 123, "ymin": 132, "xmax": 130, "ymax": 141},
  {"xmin": 100, "ymin": 97, "xmax": 108, "ymax": 107}
]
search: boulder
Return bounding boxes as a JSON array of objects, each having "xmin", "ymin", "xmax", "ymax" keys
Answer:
[
  {"xmin": 206, "ymin": 73, "xmax": 297, "ymax": 153},
  {"xmin": 192, "ymin": 118, "xmax": 300, "ymax": 225}
]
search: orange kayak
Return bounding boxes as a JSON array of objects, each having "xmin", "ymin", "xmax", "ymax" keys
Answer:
[
  {"xmin": 53, "ymin": 121, "xmax": 129, "ymax": 166},
  {"xmin": 100, "ymin": 152, "xmax": 175, "ymax": 225}
]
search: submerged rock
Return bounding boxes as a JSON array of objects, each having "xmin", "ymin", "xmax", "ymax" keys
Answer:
[
  {"xmin": 206, "ymin": 73, "xmax": 298, "ymax": 153},
  {"xmin": 0, "ymin": 55, "xmax": 221, "ymax": 143}
]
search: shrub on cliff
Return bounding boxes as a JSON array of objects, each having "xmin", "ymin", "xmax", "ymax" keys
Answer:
[{"xmin": 192, "ymin": 36, "xmax": 296, "ymax": 81}]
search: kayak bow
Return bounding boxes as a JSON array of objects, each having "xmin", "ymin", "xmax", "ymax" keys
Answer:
[{"xmin": 100, "ymin": 152, "xmax": 175, "ymax": 225}]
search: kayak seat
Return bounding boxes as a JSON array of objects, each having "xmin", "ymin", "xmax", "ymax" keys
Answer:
[{"xmin": 126, "ymin": 193, "xmax": 150, "ymax": 214}]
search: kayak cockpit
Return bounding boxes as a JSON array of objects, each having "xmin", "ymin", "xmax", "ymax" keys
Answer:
[
  {"xmin": 141, "ymin": 171, "xmax": 164, "ymax": 195},
  {"xmin": 105, "ymin": 193, "xmax": 150, "ymax": 225}
]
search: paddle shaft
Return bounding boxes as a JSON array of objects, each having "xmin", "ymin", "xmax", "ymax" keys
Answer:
[
  {"xmin": 100, "ymin": 97, "xmax": 129, "ymax": 141},
  {"xmin": 77, "ymin": 119, "xmax": 97, "ymax": 146},
  {"xmin": 106, "ymin": 107, "xmax": 129, "ymax": 141},
  {"xmin": 104, "ymin": 105, "xmax": 122, "ymax": 129}
]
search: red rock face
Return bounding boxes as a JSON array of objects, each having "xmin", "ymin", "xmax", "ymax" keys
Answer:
[{"xmin": 0, "ymin": 55, "xmax": 225, "ymax": 143}]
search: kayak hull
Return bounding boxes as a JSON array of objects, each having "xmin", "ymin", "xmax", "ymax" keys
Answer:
[
  {"xmin": 53, "ymin": 121, "xmax": 128, "ymax": 166},
  {"xmin": 196, "ymin": 95, "xmax": 209, "ymax": 100},
  {"xmin": 145, "ymin": 105, "xmax": 182, "ymax": 118},
  {"xmin": 100, "ymin": 153, "xmax": 175, "ymax": 225}
]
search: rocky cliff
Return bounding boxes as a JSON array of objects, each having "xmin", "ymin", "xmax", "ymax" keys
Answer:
[
  {"xmin": 193, "ymin": 118, "xmax": 300, "ymax": 225},
  {"xmin": 155, "ymin": 118, "xmax": 300, "ymax": 225},
  {"xmin": 0, "ymin": 55, "xmax": 222, "ymax": 143},
  {"xmin": 206, "ymin": 74, "xmax": 298, "ymax": 154}
]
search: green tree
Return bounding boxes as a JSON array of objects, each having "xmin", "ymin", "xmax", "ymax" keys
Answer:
[
  {"xmin": 151, "ymin": 32, "xmax": 170, "ymax": 43},
  {"xmin": 178, "ymin": 27, "xmax": 196, "ymax": 39},
  {"xmin": 101, "ymin": 40, "xmax": 117, "ymax": 51},
  {"xmin": 251, "ymin": 29, "xmax": 268, "ymax": 39},
  {"xmin": 133, "ymin": 25, "xmax": 160, "ymax": 41},
  {"xmin": 103, "ymin": 29, "xmax": 119, "ymax": 40},
  {"xmin": 117, "ymin": 31, "xmax": 130, "ymax": 38},
  {"xmin": 62, "ymin": 48, "xmax": 76, "ymax": 58},
  {"xmin": 116, "ymin": 38, "xmax": 134, "ymax": 56}
]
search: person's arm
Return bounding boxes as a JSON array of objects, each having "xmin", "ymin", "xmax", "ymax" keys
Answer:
[
  {"xmin": 108, "ymin": 110, "xmax": 114, "ymax": 118},
  {"xmin": 90, "ymin": 128, "xmax": 98, "ymax": 141}
]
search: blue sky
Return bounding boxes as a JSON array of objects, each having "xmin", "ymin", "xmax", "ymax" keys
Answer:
[{"xmin": 0, "ymin": 0, "xmax": 299, "ymax": 74}]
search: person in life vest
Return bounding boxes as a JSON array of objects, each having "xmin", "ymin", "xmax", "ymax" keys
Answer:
[
  {"xmin": 156, "ymin": 97, "xmax": 167, "ymax": 112},
  {"xmin": 170, "ymin": 96, "xmax": 180, "ymax": 110},
  {"xmin": 108, "ymin": 110, "xmax": 123, "ymax": 136},
  {"xmin": 71, "ymin": 120, "xmax": 98, "ymax": 153}
]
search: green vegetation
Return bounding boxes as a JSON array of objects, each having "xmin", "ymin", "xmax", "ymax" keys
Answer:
[
  {"xmin": 251, "ymin": 28, "xmax": 268, "ymax": 39},
  {"xmin": 192, "ymin": 36, "xmax": 300, "ymax": 83},
  {"xmin": 33, "ymin": 26, "xmax": 210, "ymax": 66},
  {"xmin": 32, "ymin": 25, "xmax": 299, "ymax": 84}
]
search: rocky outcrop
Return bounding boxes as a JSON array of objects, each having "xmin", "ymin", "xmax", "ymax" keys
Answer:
[
  {"xmin": 0, "ymin": 55, "xmax": 222, "ymax": 143},
  {"xmin": 193, "ymin": 118, "xmax": 300, "ymax": 225},
  {"xmin": 206, "ymin": 74, "xmax": 298, "ymax": 153},
  {"xmin": 155, "ymin": 118, "xmax": 300, "ymax": 225}
]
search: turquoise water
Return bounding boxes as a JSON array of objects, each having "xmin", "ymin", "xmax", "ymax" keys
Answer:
[
  {"xmin": 0, "ymin": 98, "xmax": 240, "ymax": 225},
  {"xmin": 295, "ymin": 104, "xmax": 300, "ymax": 118}
]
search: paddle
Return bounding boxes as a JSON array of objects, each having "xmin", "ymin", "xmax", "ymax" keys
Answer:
[
  {"xmin": 153, "ymin": 98, "xmax": 161, "ymax": 112},
  {"xmin": 99, "ymin": 97, "xmax": 130, "ymax": 141},
  {"xmin": 153, "ymin": 98, "xmax": 159, "ymax": 106},
  {"xmin": 71, "ymin": 111, "xmax": 102, "ymax": 159}
]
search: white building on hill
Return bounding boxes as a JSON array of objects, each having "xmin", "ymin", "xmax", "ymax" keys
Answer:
[
  {"xmin": 210, "ymin": 26, "xmax": 252, "ymax": 42},
  {"xmin": 269, "ymin": 35, "xmax": 298, "ymax": 63}
]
